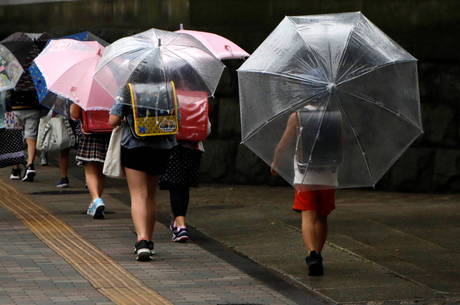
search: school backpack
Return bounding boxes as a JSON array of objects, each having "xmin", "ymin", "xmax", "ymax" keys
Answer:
[
  {"xmin": 176, "ymin": 90, "xmax": 209, "ymax": 142},
  {"xmin": 81, "ymin": 110, "xmax": 113, "ymax": 134},
  {"xmin": 126, "ymin": 81, "xmax": 179, "ymax": 139},
  {"xmin": 296, "ymin": 108, "xmax": 343, "ymax": 173}
]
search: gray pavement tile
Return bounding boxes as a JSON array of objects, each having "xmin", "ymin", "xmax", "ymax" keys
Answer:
[{"xmin": 6, "ymin": 165, "xmax": 460, "ymax": 305}]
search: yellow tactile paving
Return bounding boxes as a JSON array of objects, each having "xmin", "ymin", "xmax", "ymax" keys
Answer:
[{"xmin": 0, "ymin": 179, "xmax": 172, "ymax": 305}]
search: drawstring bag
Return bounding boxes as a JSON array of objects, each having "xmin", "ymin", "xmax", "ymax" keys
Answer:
[
  {"xmin": 176, "ymin": 90, "xmax": 209, "ymax": 142},
  {"xmin": 127, "ymin": 81, "xmax": 179, "ymax": 139}
]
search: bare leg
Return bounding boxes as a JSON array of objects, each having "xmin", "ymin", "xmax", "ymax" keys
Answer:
[
  {"xmin": 125, "ymin": 167, "xmax": 159, "ymax": 241},
  {"xmin": 315, "ymin": 215, "xmax": 328, "ymax": 252},
  {"xmin": 25, "ymin": 138, "xmax": 36, "ymax": 165},
  {"xmin": 84, "ymin": 162, "xmax": 104, "ymax": 202},
  {"xmin": 301, "ymin": 210, "xmax": 328, "ymax": 252},
  {"xmin": 59, "ymin": 148, "xmax": 70, "ymax": 177},
  {"xmin": 175, "ymin": 216, "xmax": 186, "ymax": 227}
]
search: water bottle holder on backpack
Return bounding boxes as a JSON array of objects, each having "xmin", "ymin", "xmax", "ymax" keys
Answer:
[{"xmin": 128, "ymin": 82, "xmax": 179, "ymax": 138}]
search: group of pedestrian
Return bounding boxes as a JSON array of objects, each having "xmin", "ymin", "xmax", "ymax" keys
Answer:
[
  {"xmin": 0, "ymin": 32, "xmax": 337, "ymax": 277},
  {"xmin": 1, "ymin": 80, "xmax": 334, "ymax": 275},
  {"xmin": 1, "ymin": 82, "xmax": 202, "ymax": 264}
]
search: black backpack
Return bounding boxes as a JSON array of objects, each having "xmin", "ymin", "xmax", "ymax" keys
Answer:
[{"xmin": 296, "ymin": 108, "xmax": 343, "ymax": 172}]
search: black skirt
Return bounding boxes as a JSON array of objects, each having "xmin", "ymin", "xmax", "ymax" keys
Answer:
[
  {"xmin": 160, "ymin": 144, "xmax": 202, "ymax": 188},
  {"xmin": 121, "ymin": 146, "xmax": 171, "ymax": 177}
]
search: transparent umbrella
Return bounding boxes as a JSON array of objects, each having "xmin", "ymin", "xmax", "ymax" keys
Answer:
[
  {"xmin": 237, "ymin": 12, "xmax": 423, "ymax": 190},
  {"xmin": 94, "ymin": 28, "xmax": 225, "ymax": 109}
]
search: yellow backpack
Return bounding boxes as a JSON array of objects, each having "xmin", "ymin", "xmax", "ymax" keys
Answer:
[{"xmin": 127, "ymin": 81, "xmax": 179, "ymax": 138}]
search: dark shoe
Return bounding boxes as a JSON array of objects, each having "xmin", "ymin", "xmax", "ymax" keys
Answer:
[
  {"xmin": 134, "ymin": 240, "xmax": 154, "ymax": 261},
  {"xmin": 306, "ymin": 251, "xmax": 324, "ymax": 276},
  {"xmin": 10, "ymin": 167, "xmax": 21, "ymax": 180},
  {"xmin": 172, "ymin": 227, "xmax": 190, "ymax": 243},
  {"xmin": 22, "ymin": 164, "xmax": 36, "ymax": 182},
  {"xmin": 56, "ymin": 177, "xmax": 70, "ymax": 188}
]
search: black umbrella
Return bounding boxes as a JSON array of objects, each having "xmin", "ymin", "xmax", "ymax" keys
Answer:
[{"xmin": 1, "ymin": 32, "xmax": 52, "ymax": 91}]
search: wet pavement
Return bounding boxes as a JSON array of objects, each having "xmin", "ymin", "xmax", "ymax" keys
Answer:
[{"xmin": 0, "ymin": 156, "xmax": 459, "ymax": 305}]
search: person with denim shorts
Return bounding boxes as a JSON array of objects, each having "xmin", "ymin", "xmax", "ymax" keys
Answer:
[{"xmin": 7, "ymin": 89, "xmax": 41, "ymax": 182}]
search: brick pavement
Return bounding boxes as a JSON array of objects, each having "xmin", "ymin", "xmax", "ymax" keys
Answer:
[
  {"xmin": 1, "ymin": 157, "xmax": 459, "ymax": 305},
  {"xmin": 0, "ymin": 164, "xmax": 327, "ymax": 305}
]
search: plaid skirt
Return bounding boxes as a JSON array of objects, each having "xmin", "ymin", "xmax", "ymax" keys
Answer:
[
  {"xmin": 160, "ymin": 144, "xmax": 202, "ymax": 188},
  {"xmin": 76, "ymin": 133, "xmax": 110, "ymax": 163}
]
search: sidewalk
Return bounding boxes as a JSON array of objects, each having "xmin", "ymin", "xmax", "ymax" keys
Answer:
[
  {"xmin": 0, "ymin": 163, "xmax": 327, "ymax": 305},
  {"xmin": 0, "ymin": 158, "xmax": 459, "ymax": 305}
]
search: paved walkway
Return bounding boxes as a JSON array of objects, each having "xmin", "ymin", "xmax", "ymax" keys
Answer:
[
  {"xmin": 0, "ymin": 157, "xmax": 459, "ymax": 305},
  {"xmin": 0, "ymin": 164, "xmax": 326, "ymax": 305}
]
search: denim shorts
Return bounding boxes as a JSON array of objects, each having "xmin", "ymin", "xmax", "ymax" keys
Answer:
[{"xmin": 13, "ymin": 110, "xmax": 40, "ymax": 139}]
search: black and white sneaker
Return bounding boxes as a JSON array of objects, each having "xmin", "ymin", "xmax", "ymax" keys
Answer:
[
  {"xmin": 134, "ymin": 240, "xmax": 154, "ymax": 261},
  {"xmin": 22, "ymin": 164, "xmax": 36, "ymax": 182},
  {"xmin": 10, "ymin": 167, "xmax": 21, "ymax": 180}
]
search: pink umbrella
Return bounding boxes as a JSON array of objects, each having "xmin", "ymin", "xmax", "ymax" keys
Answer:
[
  {"xmin": 32, "ymin": 39, "xmax": 113, "ymax": 110},
  {"xmin": 176, "ymin": 26, "xmax": 249, "ymax": 60}
]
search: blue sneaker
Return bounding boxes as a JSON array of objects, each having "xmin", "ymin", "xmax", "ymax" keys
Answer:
[
  {"xmin": 56, "ymin": 177, "xmax": 69, "ymax": 188},
  {"xmin": 172, "ymin": 227, "xmax": 190, "ymax": 243},
  {"xmin": 87, "ymin": 198, "xmax": 105, "ymax": 219}
]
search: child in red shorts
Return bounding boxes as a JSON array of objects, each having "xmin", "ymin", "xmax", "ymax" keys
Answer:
[
  {"xmin": 271, "ymin": 111, "xmax": 339, "ymax": 276},
  {"xmin": 293, "ymin": 187, "xmax": 335, "ymax": 276}
]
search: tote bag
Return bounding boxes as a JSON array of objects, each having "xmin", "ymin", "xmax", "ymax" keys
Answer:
[
  {"xmin": 103, "ymin": 125, "xmax": 125, "ymax": 179},
  {"xmin": 37, "ymin": 110, "xmax": 76, "ymax": 152}
]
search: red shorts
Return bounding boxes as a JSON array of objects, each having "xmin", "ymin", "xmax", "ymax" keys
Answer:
[{"xmin": 292, "ymin": 189, "xmax": 336, "ymax": 216}]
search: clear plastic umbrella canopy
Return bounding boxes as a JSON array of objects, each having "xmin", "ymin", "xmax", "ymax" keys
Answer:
[
  {"xmin": 0, "ymin": 44, "xmax": 23, "ymax": 91},
  {"xmin": 238, "ymin": 12, "xmax": 423, "ymax": 190},
  {"xmin": 94, "ymin": 28, "xmax": 225, "ymax": 111}
]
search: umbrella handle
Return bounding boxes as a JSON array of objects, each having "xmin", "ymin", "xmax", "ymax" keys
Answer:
[
  {"xmin": 70, "ymin": 86, "xmax": 79, "ymax": 102},
  {"xmin": 224, "ymin": 45, "xmax": 234, "ymax": 56}
]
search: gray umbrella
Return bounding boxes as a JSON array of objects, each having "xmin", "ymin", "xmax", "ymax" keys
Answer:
[{"xmin": 237, "ymin": 12, "xmax": 422, "ymax": 189}]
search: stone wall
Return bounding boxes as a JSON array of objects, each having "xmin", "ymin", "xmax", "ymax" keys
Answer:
[{"xmin": 1, "ymin": 0, "xmax": 459, "ymax": 192}]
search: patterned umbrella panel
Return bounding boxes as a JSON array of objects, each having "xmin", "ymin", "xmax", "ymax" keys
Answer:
[
  {"xmin": 0, "ymin": 44, "xmax": 23, "ymax": 91},
  {"xmin": 1, "ymin": 32, "xmax": 51, "ymax": 91}
]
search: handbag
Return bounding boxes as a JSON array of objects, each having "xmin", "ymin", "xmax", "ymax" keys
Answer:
[
  {"xmin": 0, "ymin": 128, "xmax": 26, "ymax": 168},
  {"xmin": 36, "ymin": 109, "xmax": 76, "ymax": 152},
  {"xmin": 103, "ymin": 125, "xmax": 125, "ymax": 179},
  {"xmin": 81, "ymin": 110, "xmax": 113, "ymax": 134},
  {"xmin": 176, "ymin": 90, "xmax": 209, "ymax": 142}
]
